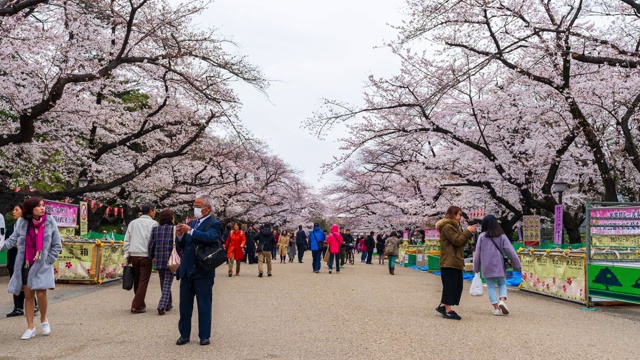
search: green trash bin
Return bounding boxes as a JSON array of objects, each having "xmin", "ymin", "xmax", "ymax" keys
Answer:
[
  {"xmin": 427, "ymin": 255, "xmax": 440, "ymax": 272},
  {"xmin": 406, "ymin": 254, "xmax": 416, "ymax": 267}
]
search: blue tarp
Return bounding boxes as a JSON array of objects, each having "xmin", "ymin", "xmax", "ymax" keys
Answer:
[{"xmin": 421, "ymin": 269, "xmax": 522, "ymax": 286}]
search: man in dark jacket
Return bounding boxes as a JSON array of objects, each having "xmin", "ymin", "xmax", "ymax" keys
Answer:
[
  {"xmin": 365, "ymin": 232, "xmax": 376, "ymax": 264},
  {"xmin": 244, "ymin": 226, "xmax": 258, "ymax": 264},
  {"xmin": 175, "ymin": 194, "xmax": 222, "ymax": 346},
  {"xmin": 256, "ymin": 223, "xmax": 276, "ymax": 277},
  {"xmin": 295, "ymin": 225, "xmax": 307, "ymax": 263}
]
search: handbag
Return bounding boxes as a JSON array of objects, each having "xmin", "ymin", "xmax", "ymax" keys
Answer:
[
  {"xmin": 195, "ymin": 242, "xmax": 227, "ymax": 271},
  {"xmin": 167, "ymin": 226, "xmax": 181, "ymax": 273},
  {"xmin": 469, "ymin": 272, "xmax": 484, "ymax": 296},
  {"xmin": 122, "ymin": 263, "xmax": 134, "ymax": 291}
]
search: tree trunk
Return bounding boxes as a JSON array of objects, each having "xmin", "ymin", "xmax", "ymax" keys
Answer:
[{"xmin": 563, "ymin": 211, "xmax": 582, "ymax": 244}]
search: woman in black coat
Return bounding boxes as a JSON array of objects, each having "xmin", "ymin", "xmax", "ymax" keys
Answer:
[{"xmin": 376, "ymin": 233, "xmax": 386, "ymax": 265}]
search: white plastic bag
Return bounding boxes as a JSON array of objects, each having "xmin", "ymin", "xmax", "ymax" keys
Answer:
[{"xmin": 469, "ymin": 272, "xmax": 484, "ymax": 296}]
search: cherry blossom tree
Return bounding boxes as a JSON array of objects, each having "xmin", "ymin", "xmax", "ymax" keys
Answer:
[{"xmin": 309, "ymin": 0, "xmax": 640, "ymax": 243}]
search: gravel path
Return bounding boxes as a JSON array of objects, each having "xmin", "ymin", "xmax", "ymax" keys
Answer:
[{"xmin": 1, "ymin": 256, "xmax": 639, "ymax": 359}]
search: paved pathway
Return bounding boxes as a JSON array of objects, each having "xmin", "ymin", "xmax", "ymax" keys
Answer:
[{"xmin": 1, "ymin": 255, "xmax": 639, "ymax": 359}]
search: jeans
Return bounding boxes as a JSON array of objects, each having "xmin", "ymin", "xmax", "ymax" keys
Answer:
[
  {"xmin": 485, "ymin": 277, "xmax": 508, "ymax": 304},
  {"xmin": 329, "ymin": 253, "xmax": 340, "ymax": 272},
  {"xmin": 388, "ymin": 256, "xmax": 397, "ymax": 268},
  {"xmin": 311, "ymin": 249, "xmax": 322, "ymax": 271},
  {"xmin": 361, "ymin": 250, "xmax": 367, "ymax": 262}
]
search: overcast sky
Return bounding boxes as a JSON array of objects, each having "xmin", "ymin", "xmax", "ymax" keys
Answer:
[{"xmin": 187, "ymin": 0, "xmax": 406, "ymax": 190}]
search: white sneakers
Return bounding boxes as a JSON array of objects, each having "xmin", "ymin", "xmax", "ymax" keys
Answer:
[
  {"xmin": 21, "ymin": 328, "xmax": 36, "ymax": 340},
  {"xmin": 492, "ymin": 308, "xmax": 501, "ymax": 316},
  {"xmin": 498, "ymin": 301, "xmax": 509, "ymax": 315},
  {"xmin": 41, "ymin": 321, "xmax": 51, "ymax": 335},
  {"xmin": 20, "ymin": 320, "xmax": 50, "ymax": 340}
]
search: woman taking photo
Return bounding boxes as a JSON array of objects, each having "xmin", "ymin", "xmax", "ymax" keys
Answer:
[
  {"xmin": 435, "ymin": 206, "xmax": 476, "ymax": 320},
  {"xmin": 224, "ymin": 222, "xmax": 246, "ymax": 276},
  {"xmin": 1, "ymin": 197, "xmax": 62, "ymax": 339},
  {"xmin": 277, "ymin": 230, "xmax": 290, "ymax": 264},
  {"xmin": 473, "ymin": 215, "xmax": 521, "ymax": 316},
  {"xmin": 148, "ymin": 209, "xmax": 176, "ymax": 315}
]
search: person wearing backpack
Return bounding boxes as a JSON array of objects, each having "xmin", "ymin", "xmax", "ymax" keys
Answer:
[
  {"xmin": 473, "ymin": 215, "xmax": 522, "ymax": 316},
  {"xmin": 384, "ymin": 231, "xmax": 402, "ymax": 275}
]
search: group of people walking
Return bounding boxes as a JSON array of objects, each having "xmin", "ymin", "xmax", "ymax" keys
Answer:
[{"xmin": 1, "ymin": 197, "xmax": 522, "ymax": 345}]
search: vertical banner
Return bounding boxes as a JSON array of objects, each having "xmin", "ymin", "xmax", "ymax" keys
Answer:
[
  {"xmin": 554, "ymin": 205, "xmax": 563, "ymax": 244},
  {"xmin": 523, "ymin": 215, "xmax": 541, "ymax": 246},
  {"xmin": 79, "ymin": 201, "xmax": 88, "ymax": 236}
]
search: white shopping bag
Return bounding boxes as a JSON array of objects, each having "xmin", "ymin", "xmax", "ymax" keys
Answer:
[{"xmin": 469, "ymin": 272, "xmax": 484, "ymax": 296}]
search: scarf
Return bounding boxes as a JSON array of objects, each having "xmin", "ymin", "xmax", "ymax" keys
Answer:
[{"xmin": 25, "ymin": 214, "xmax": 46, "ymax": 266}]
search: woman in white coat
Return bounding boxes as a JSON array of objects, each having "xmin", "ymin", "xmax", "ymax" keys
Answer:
[{"xmin": 1, "ymin": 197, "xmax": 62, "ymax": 340}]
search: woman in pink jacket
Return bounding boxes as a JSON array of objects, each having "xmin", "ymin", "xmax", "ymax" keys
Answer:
[{"xmin": 326, "ymin": 224, "xmax": 344, "ymax": 274}]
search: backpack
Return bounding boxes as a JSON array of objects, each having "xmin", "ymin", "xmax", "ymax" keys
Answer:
[{"xmin": 384, "ymin": 238, "xmax": 396, "ymax": 256}]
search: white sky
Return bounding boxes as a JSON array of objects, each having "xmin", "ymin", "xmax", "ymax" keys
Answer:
[{"xmin": 186, "ymin": 0, "xmax": 406, "ymax": 190}]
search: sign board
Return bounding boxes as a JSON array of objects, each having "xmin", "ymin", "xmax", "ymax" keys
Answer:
[
  {"xmin": 79, "ymin": 201, "xmax": 88, "ymax": 235},
  {"xmin": 523, "ymin": 215, "xmax": 541, "ymax": 246},
  {"xmin": 588, "ymin": 264, "xmax": 640, "ymax": 304},
  {"xmin": 45, "ymin": 200, "xmax": 78, "ymax": 232}
]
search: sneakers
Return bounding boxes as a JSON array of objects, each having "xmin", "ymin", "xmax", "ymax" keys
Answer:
[
  {"xmin": 329, "ymin": 270, "xmax": 332, "ymax": 274},
  {"xmin": 435, "ymin": 305, "xmax": 446, "ymax": 316},
  {"xmin": 492, "ymin": 308, "xmax": 502, "ymax": 316},
  {"xmin": 6, "ymin": 308, "xmax": 24, "ymax": 317},
  {"xmin": 41, "ymin": 321, "xmax": 51, "ymax": 335},
  {"xmin": 498, "ymin": 301, "xmax": 509, "ymax": 315},
  {"xmin": 267, "ymin": 273, "xmax": 272, "ymax": 277},
  {"xmin": 258, "ymin": 273, "xmax": 263, "ymax": 277},
  {"xmin": 21, "ymin": 328, "xmax": 36, "ymax": 340},
  {"xmin": 443, "ymin": 310, "xmax": 462, "ymax": 320},
  {"xmin": 34, "ymin": 305, "xmax": 39, "ymax": 315}
]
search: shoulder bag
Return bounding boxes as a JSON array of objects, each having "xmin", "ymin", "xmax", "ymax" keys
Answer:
[
  {"xmin": 194, "ymin": 220, "xmax": 227, "ymax": 271},
  {"xmin": 487, "ymin": 235, "xmax": 509, "ymax": 270}
]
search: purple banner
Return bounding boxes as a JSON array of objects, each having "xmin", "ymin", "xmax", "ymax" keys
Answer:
[
  {"xmin": 554, "ymin": 205, "xmax": 563, "ymax": 244},
  {"xmin": 590, "ymin": 207, "xmax": 640, "ymax": 219}
]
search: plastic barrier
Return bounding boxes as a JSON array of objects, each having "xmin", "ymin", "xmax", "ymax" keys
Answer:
[
  {"xmin": 518, "ymin": 249, "xmax": 587, "ymax": 304},
  {"xmin": 54, "ymin": 239, "xmax": 125, "ymax": 284}
]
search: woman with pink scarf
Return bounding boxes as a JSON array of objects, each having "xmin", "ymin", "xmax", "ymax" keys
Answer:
[{"xmin": 1, "ymin": 197, "xmax": 62, "ymax": 340}]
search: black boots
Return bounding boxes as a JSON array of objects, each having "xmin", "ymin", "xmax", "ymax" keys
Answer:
[{"xmin": 389, "ymin": 267, "xmax": 395, "ymax": 275}]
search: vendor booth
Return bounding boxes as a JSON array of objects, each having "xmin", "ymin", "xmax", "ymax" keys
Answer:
[{"xmin": 586, "ymin": 203, "xmax": 640, "ymax": 305}]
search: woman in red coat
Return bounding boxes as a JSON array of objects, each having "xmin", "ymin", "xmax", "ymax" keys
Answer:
[{"xmin": 225, "ymin": 223, "xmax": 246, "ymax": 277}]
